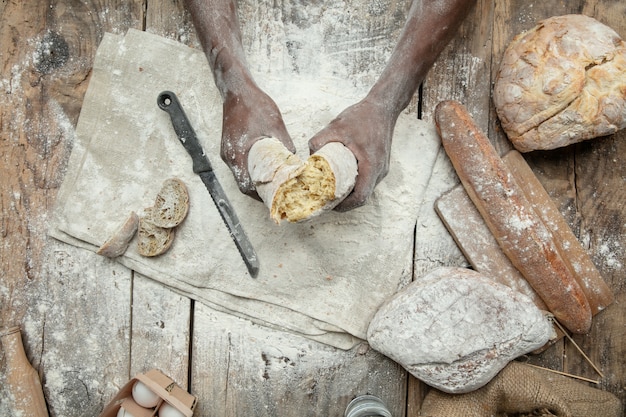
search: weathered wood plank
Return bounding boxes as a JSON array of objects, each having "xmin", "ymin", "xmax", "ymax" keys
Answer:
[
  {"xmin": 190, "ymin": 302, "xmax": 407, "ymax": 417},
  {"xmin": 409, "ymin": 1, "xmax": 495, "ymax": 414},
  {"xmin": 573, "ymin": 2, "xmax": 626, "ymax": 400},
  {"xmin": 39, "ymin": 247, "xmax": 133, "ymax": 417},
  {"xmin": 130, "ymin": 274, "xmax": 191, "ymax": 388},
  {"xmin": 0, "ymin": 1, "xmax": 145, "ymax": 416},
  {"xmin": 145, "ymin": 0, "xmax": 199, "ymax": 47}
]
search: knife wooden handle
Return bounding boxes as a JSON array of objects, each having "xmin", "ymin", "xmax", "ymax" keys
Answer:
[{"xmin": 435, "ymin": 100, "xmax": 592, "ymax": 334}]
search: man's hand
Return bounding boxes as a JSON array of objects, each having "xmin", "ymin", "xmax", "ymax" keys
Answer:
[
  {"xmin": 311, "ymin": 0, "xmax": 475, "ymax": 211},
  {"xmin": 220, "ymin": 85, "xmax": 295, "ymax": 197},
  {"xmin": 308, "ymin": 97, "xmax": 395, "ymax": 211},
  {"xmin": 184, "ymin": 0, "xmax": 295, "ymax": 197}
]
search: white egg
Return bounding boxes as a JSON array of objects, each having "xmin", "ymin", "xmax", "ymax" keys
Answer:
[
  {"xmin": 117, "ymin": 407, "xmax": 136, "ymax": 417},
  {"xmin": 131, "ymin": 380, "xmax": 161, "ymax": 408},
  {"xmin": 158, "ymin": 403, "xmax": 185, "ymax": 417}
]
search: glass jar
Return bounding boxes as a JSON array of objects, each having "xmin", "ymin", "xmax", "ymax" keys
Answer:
[{"xmin": 344, "ymin": 395, "xmax": 392, "ymax": 417}]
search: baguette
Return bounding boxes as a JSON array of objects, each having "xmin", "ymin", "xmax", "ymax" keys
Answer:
[
  {"xmin": 503, "ymin": 150, "xmax": 614, "ymax": 314},
  {"xmin": 435, "ymin": 100, "xmax": 592, "ymax": 334}
]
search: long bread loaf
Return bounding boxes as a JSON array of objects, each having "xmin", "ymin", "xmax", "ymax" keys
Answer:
[
  {"xmin": 435, "ymin": 100, "xmax": 592, "ymax": 334},
  {"xmin": 503, "ymin": 150, "xmax": 614, "ymax": 314}
]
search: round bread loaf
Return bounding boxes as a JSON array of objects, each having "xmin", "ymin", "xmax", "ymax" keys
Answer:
[{"xmin": 493, "ymin": 15, "xmax": 626, "ymax": 152}]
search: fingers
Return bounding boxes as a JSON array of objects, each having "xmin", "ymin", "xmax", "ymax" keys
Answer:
[{"xmin": 334, "ymin": 160, "xmax": 389, "ymax": 211}]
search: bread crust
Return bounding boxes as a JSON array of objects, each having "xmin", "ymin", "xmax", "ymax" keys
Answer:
[
  {"xmin": 97, "ymin": 211, "xmax": 139, "ymax": 258},
  {"xmin": 435, "ymin": 100, "xmax": 592, "ymax": 334},
  {"xmin": 494, "ymin": 14, "xmax": 626, "ymax": 151}
]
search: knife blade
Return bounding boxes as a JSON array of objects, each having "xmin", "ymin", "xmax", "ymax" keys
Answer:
[{"xmin": 157, "ymin": 91, "xmax": 259, "ymax": 278}]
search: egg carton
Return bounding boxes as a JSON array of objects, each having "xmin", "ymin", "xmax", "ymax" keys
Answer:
[{"xmin": 99, "ymin": 369, "xmax": 197, "ymax": 417}]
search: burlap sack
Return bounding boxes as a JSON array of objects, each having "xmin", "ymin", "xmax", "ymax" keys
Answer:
[{"xmin": 419, "ymin": 361, "xmax": 622, "ymax": 417}]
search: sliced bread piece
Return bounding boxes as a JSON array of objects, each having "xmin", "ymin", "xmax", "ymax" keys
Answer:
[
  {"xmin": 97, "ymin": 211, "xmax": 140, "ymax": 258},
  {"xmin": 137, "ymin": 208, "xmax": 175, "ymax": 257},
  {"xmin": 150, "ymin": 178, "xmax": 190, "ymax": 228}
]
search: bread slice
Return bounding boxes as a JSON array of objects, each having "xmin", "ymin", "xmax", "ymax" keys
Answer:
[
  {"xmin": 97, "ymin": 211, "xmax": 140, "ymax": 258},
  {"xmin": 137, "ymin": 208, "xmax": 175, "ymax": 257},
  {"xmin": 149, "ymin": 178, "xmax": 189, "ymax": 228}
]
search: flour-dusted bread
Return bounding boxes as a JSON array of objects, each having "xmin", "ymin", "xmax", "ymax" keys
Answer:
[
  {"xmin": 137, "ymin": 208, "xmax": 175, "ymax": 257},
  {"xmin": 435, "ymin": 100, "xmax": 592, "ymax": 334},
  {"xmin": 137, "ymin": 178, "xmax": 189, "ymax": 257},
  {"xmin": 248, "ymin": 138, "xmax": 357, "ymax": 223},
  {"xmin": 367, "ymin": 267, "xmax": 553, "ymax": 394},
  {"xmin": 149, "ymin": 178, "xmax": 189, "ymax": 228},
  {"xmin": 248, "ymin": 137, "xmax": 306, "ymax": 214},
  {"xmin": 494, "ymin": 15, "xmax": 626, "ymax": 152},
  {"xmin": 97, "ymin": 211, "xmax": 139, "ymax": 258}
]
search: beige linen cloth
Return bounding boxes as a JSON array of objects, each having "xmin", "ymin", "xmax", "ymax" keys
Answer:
[{"xmin": 50, "ymin": 29, "xmax": 441, "ymax": 349}]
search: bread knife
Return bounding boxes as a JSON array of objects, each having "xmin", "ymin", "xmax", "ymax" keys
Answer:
[{"xmin": 157, "ymin": 91, "xmax": 259, "ymax": 278}]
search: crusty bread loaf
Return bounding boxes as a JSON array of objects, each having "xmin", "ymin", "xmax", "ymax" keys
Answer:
[
  {"xmin": 502, "ymin": 150, "xmax": 614, "ymax": 314},
  {"xmin": 137, "ymin": 208, "xmax": 175, "ymax": 257},
  {"xmin": 494, "ymin": 14, "xmax": 626, "ymax": 152},
  {"xmin": 435, "ymin": 100, "xmax": 592, "ymax": 334},
  {"xmin": 248, "ymin": 138, "xmax": 357, "ymax": 223},
  {"xmin": 97, "ymin": 211, "xmax": 139, "ymax": 258},
  {"xmin": 150, "ymin": 178, "xmax": 189, "ymax": 228}
]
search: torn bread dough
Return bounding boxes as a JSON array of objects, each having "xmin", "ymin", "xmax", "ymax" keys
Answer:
[
  {"xmin": 493, "ymin": 14, "xmax": 626, "ymax": 152},
  {"xmin": 249, "ymin": 137, "xmax": 358, "ymax": 223}
]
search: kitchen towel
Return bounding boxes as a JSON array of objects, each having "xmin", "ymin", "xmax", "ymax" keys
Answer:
[{"xmin": 50, "ymin": 29, "xmax": 441, "ymax": 349}]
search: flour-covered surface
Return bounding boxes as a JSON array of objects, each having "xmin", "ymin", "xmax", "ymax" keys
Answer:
[
  {"xmin": 2, "ymin": 1, "xmax": 625, "ymax": 416},
  {"xmin": 50, "ymin": 29, "xmax": 441, "ymax": 349}
]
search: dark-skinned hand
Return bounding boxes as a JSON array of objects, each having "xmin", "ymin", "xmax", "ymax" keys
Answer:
[{"xmin": 308, "ymin": 97, "xmax": 396, "ymax": 211}]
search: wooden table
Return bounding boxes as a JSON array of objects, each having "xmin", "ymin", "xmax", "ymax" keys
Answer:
[{"xmin": 1, "ymin": 1, "xmax": 624, "ymax": 416}]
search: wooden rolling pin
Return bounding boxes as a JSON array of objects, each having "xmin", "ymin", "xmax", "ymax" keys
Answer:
[
  {"xmin": 435, "ymin": 100, "xmax": 592, "ymax": 334},
  {"xmin": 1, "ymin": 326, "xmax": 49, "ymax": 417}
]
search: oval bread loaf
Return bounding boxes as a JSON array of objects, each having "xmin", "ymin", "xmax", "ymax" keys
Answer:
[
  {"xmin": 248, "ymin": 137, "xmax": 357, "ymax": 223},
  {"xmin": 494, "ymin": 14, "xmax": 626, "ymax": 151},
  {"xmin": 435, "ymin": 100, "xmax": 592, "ymax": 334}
]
